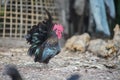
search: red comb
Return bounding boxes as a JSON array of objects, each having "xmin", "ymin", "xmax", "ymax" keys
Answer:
[
  {"xmin": 53, "ymin": 24, "xmax": 64, "ymax": 39},
  {"xmin": 53, "ymin": 24, "xmax": 64, "ymax": 32}
]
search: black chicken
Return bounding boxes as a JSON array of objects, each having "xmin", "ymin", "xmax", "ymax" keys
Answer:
[
  {"xmin": 25, "ymin": 9, "xmax": 64, "ymax": 64},
  {"xmin": 3, "ymin": 64, "xmax": 22, "ymax": 80}
]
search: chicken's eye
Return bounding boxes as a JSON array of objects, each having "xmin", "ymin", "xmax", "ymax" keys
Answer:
[{"xmin": 54, "ymin": 29, "xmax": 57, "ymax": 32}]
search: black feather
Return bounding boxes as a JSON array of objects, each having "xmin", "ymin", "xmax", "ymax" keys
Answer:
[
  {"xmin": 3, "ymin": 64, "xmax": 22, "ymax": 80},
  {"xmin": 26, "ymin": 9, "xmax": 53, "ymax": 45}
]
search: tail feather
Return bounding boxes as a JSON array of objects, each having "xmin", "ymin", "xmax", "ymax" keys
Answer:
[
  {"xmin": 43, "ymin": 8, "xmax": 52, "ymax": 25},
  {"xmin": 26, "ymin": 8, "xmax": 53, "ymax": 45},
  {"xmin": 28, "ymin": 44, "xmax": 38, "ymax": 56},
  {"xmin": 43, "ymin": 8, "xmax": 53, "ymax": 33}
]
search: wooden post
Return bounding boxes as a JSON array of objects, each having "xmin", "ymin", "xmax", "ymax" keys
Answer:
[
  {"xmin": 15, "ymin": 0, "xmax": 18, "ymax": 38},
  {"xmin": 10, "ymin": 0, "xmax": 12, "ymax": 38},
  {"xmin": 20, "ymin": 0, "xmax": 23, "ymax": 39},
  {"xmin": 3, "ymin": 0, "xmax": 7, "ymax": 38},
  {"xmin": 25, "ymin": 0, "xmax": 28, "ymax": 35},
  {"xmin": 31, "ymin": 0, "xmax": 34, "ymax": 27}
]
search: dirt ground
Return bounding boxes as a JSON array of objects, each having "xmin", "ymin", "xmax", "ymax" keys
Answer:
[{"xmin": 0, "ymin": 47, "xmax": 120, "ymax": 80}]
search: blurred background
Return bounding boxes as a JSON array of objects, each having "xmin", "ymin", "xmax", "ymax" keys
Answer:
[{"xmin": 0, "ymin": 0, "xmax": 120, "ymax": 47}]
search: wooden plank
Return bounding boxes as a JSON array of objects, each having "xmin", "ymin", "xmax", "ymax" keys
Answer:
[
  {"xmin": 10, "ymin": 0, "xmax": 12, "ymax": 38},
  {"xmin": 0, "ymin": 16, "xmax": 43, "ymax": 22},
  {"xmin": 20, "ymin": 0, "xmax": 23, "ymax": 39},
  {"xmin": 25, "ymin": 0, "xmax": 28, "ymax": 35},
  {"xmin": 15, "ymin": 0, "xmax": 18, "ymax": 38},
  {"xmin": 31, "ymin": 0, "xmax": 34, "ymax": 28},
  {"xmin": 35, "ymin": 0, "xmax": 39, "ymax": 24},
  {"xmin": 3, "ymin": 0, "xmax": 7, "ymax": 38},
  {"xmin": 40, "ymin": 0, "xmax": 43, "ymax": 21},
  {"xmin": 0, "ymin": 0, "xmax": 2, "ymax": 11}
]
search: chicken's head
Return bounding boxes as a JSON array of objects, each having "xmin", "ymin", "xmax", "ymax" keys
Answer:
[{"xmin": 53, "ymin": 24, "xmax": 64, "ymax": 39}]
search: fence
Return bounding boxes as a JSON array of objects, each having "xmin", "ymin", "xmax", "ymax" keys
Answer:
[{"xmin": 0, "ymin": 0, "xmax": 58, "ymax": 39}]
